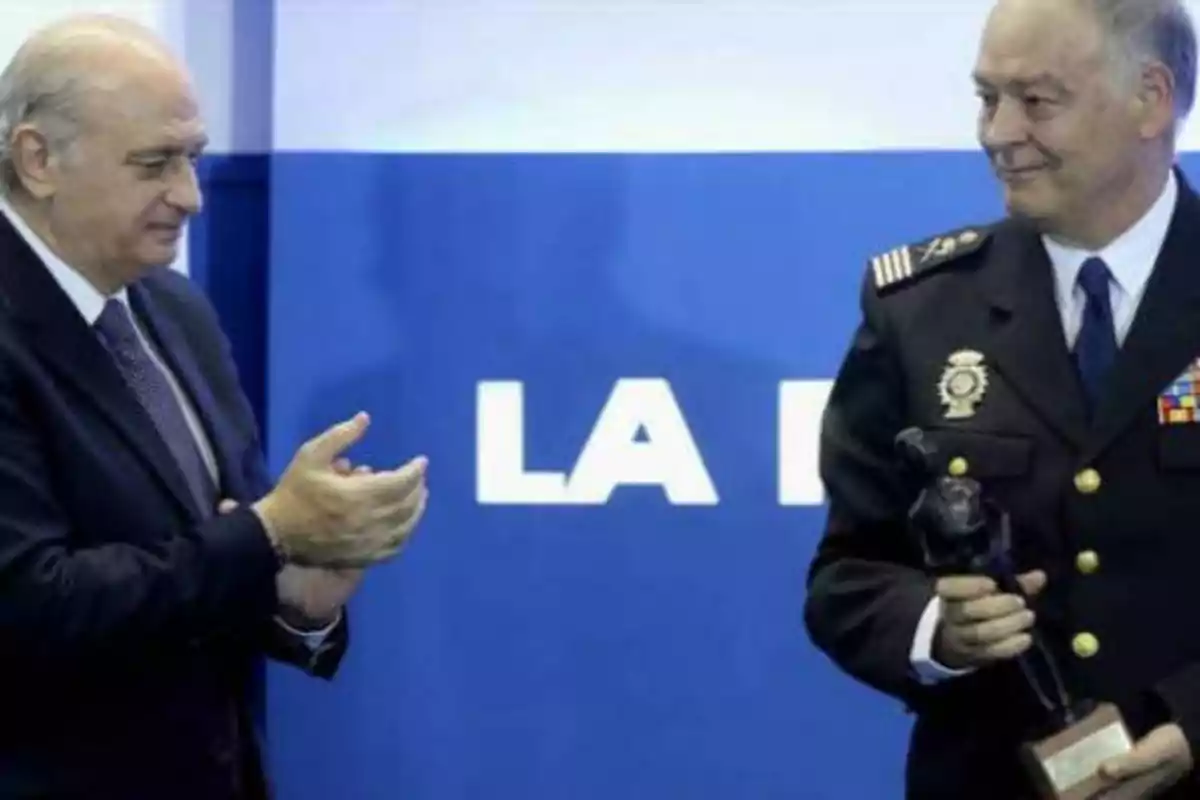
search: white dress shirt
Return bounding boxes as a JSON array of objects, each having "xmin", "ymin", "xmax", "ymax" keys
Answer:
[
  {"xmin": 0, "ymin": 198, "xmax": 335, "ymax": 648},
  {"xmin": 909, "ymin": 170, "xmax": 1178, "ymax": 683}
]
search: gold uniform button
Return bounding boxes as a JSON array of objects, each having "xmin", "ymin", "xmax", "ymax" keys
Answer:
[
  {"xmin": 948, "ymin": 457, "xmax": 968, "ymax": 477},
  {"xmin": 1076, "ymin": 550, "xmax": 1100, "ymax": 574},
  {"xmin": 1072, "ymin": 632, "xmax": 1100, "ymax": 659},
  {"xmin": 1074, "ymin": 468, "xmax": 1101, "ymax": 494}
]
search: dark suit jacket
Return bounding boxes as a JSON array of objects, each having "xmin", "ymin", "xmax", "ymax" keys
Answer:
[
  {"xmin": 0, "ymin": 212, "xmax": 348, "ymax": 799},
  {"xmin": 805, "ymin": 168, "xmax": 1200, "ymax": 799}
]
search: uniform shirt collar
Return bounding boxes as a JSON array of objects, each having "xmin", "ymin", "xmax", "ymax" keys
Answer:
[{"xmin": 1041, "ymin": 170, "xmax": 1177, "ymax": 305}]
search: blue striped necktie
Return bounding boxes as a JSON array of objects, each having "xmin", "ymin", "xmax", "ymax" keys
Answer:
[{"xmin": 1072, "ymin": 257, "xmax": 1118, "ymax": 411}]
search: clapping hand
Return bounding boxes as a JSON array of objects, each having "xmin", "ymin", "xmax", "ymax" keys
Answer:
[{"xmin": 251, "ymin": 412, "xmax": 429, "ymax": 568}]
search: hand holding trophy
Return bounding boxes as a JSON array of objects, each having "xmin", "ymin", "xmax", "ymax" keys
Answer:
[{"xmin": 895, "ymin": 428, "xmax": 1177, "ymax": 800}]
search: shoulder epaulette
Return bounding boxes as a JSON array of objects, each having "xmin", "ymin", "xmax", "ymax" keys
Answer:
[{"xmin": 870, "ymin": 225, "xmax": 991, "ymax": 294}]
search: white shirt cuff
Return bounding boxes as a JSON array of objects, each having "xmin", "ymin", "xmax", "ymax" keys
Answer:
[
  {"xmin": 910, "ymin": 596, "xmax": 975, "ymax": 685},
  {"xmin": 274, "ymin": 610, "xmax": 341, "ymax": 651}
]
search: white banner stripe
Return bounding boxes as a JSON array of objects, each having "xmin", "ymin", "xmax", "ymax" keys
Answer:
[
  {"xmin": 271, "ymin": 0, "xmax": 1200, "ymax": 154},
  {"xmin": 274, "ymin": 1, "xmax": 993, "ymax": 153}
]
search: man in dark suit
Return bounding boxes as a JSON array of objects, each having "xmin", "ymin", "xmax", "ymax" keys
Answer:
[
  {"xmin": 0, "ymin": 15, "xmax": 429, "ymax": 799},
  {"xmin": 804, "ymin": 0, "xmax": 1200, "ymax": 798}
]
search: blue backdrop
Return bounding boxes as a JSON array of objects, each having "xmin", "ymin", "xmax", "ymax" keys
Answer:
[{"xmin": 194, "ymin": 151, "xmax": 1004, "ymax": 799}]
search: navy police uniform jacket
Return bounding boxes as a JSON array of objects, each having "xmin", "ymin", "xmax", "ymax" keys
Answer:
[{"xmin": 805, "ymin": 169, "xmax": 1200, "ymax": 800}]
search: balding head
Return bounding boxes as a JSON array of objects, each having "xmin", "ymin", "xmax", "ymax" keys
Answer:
[
  {"xmin": 0, "ymin": 14, "xmax": 192, "ymax": 195},
  {"xmin": 0, "ymin": 14, "xmax": 205, "ymax": 291},
  {"xmin": 12, "ymin": 13, "xmax": 180, "ymax": 72}
]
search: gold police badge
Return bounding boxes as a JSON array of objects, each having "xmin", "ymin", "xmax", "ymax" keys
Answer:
[{"xmin": 938, "ymin": 350, "xmax": 988, "ymax": 419}]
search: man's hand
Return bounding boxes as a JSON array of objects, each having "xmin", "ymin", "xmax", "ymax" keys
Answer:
[
  {"xmin": 221, "ymin": 451, "xmax": 383, "ymax": 630},
  {"xmin": 932, "ymin": 570, "xmax": 1047, "ymax": 670},
  {"xmin": 1098, "ymin": 723, "xmax": 1192, "ymax": 793},
  {"xmin": 251, "ymin": 412, "xmax": 429, "ymax": 568}
]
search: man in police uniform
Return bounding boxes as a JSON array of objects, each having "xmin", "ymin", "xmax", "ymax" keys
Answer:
[{"xmin": 804, "ymin": 1, "xmax": 1200, "ymax": 798}]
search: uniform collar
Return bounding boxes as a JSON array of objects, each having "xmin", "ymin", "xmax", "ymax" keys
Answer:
[{"xmin": 1041, "ymin": 170, "xmax": 1177, "ymax": 303}]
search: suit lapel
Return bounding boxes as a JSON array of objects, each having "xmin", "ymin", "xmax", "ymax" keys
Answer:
[
  {"xmin": 129, "ymin": 283, "xmax": 246, "ymax": 499},
  {"xmin": 0, "ymin": 218, "xmax": 200, "ymax": 520},
  {"xmin": 1082, "ymin": 173, "xmax": 1200, "ymax": 462},
  {"xmin": 977, "ymin": 219, "xmax": 1090, "ymax": 447}
]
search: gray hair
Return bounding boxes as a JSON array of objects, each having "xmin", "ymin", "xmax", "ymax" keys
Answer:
[
  {"xmin": 0, "ymin": 58, "xmax": 92, "ymax": 196},
  {"xmin": 1086, "ymin": 0, "xmax": 1198, "ymax": 122},
  {"xmin": 0, "ymin": 15, "xmax": 162, "ymax": 197}
]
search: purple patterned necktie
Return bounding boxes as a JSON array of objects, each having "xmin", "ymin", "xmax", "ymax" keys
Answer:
[{"xmin": 94, "ymin": 299, "xmax": 216, "ymax": 516}]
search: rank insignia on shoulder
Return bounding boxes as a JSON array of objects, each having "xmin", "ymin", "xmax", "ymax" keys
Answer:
[{"xmin": 871, "ymin": 226, "xmax": 990, "ymax": 293}]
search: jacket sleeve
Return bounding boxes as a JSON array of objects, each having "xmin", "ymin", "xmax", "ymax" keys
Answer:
[
  {"xmin": 185, "ymin": 282, "xmax": 353, "ymax": 681},
  {"xmin": 260, "ymin": 611, "xmax": 350, "ymax": 679},
  {"xmin": 1148, "ymin": 663, "xmax": 1200, "ymax": 762},
  {"xmin": 803, "ymin": 271, "xmax": 940, "ymax": 709},
  {"xmin": 236, "ymin": 426, "xmax": 352, "ymax": 680},
  {"xmin": 0, "ymin": 355, "xmax": 282, "ymax": 664}
]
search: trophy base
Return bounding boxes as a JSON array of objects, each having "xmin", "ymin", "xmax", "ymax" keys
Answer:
[{"xmin": 1020, "ymin": 702, "xmax": 1175, "ymax": 799}]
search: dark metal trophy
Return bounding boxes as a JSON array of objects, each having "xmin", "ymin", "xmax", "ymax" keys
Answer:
[{"xmin": 894, "ymin": 428, "xmax": 1171, "ymax": 800}]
